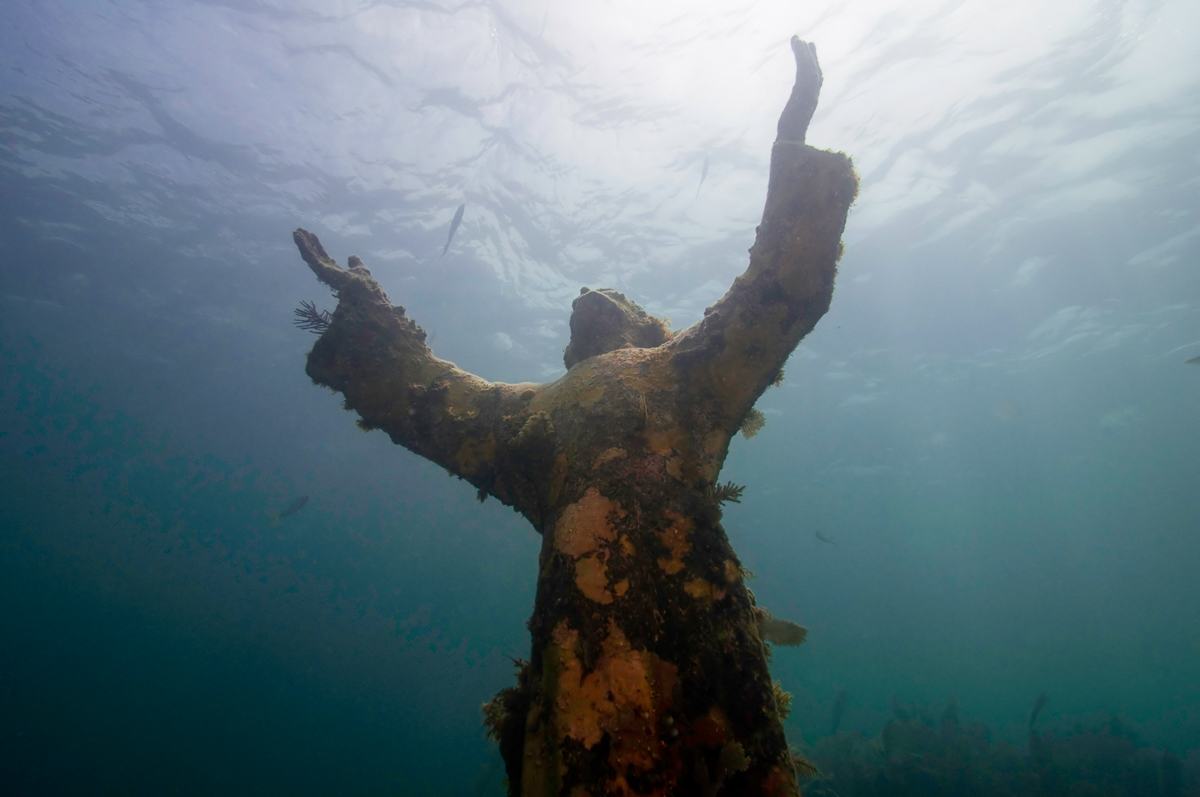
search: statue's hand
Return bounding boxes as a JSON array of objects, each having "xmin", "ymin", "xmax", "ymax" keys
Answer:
[
  {"xmin": 293, "ymin": 228, "xmax": 376, "ymax": 294},
  {"xmin": 292, "ymin": 227, "xmax": 399, "ymax": 323},
  {"xmin": 776, "ymin": 36, "xmax": 824, "ymax": 145}
]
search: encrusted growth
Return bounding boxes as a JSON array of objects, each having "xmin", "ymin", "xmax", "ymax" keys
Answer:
[
  {"xmin": 774, "ymin": 680, "xmax": 794, "ymax": 721},
  {"xmin": 758, "ymin": 608, "xmax": 809, "ymax": 647},
  {"xmin": 482, "ymin": 658, "xmax": 534, "ymax": 791},
  {"xmin": 741, "ymin": 407, "xmax": 767, "ymax": 438}
]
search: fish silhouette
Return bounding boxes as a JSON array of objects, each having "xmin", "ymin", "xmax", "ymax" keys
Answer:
[
  {"xmin": 1186, "ymin": 355, "xmax": 1200, "ymax": 365},
  {"xmin": 815, "ymin": 530, "xmax": 836, "ymax": 546},
  {"xmin": 441, "ymin": 203, "xmax": 465, "ymax": 258},
  {"xmin": 273, "ymin": 495, "xmax": 309, "ymax": 521},
  {"xmin": 695, "ymin": 155, "xmax": 709, "ymax": 198}
]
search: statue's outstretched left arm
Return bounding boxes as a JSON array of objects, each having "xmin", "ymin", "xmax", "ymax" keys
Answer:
[{"xmin": 293, "ymin": 229, "xmax": 539, "ymax": 505}]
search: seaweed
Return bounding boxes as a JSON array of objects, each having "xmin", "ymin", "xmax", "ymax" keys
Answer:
[
  {"xmin": 799, "ymin": 697, "xmax": 1199, "ymax": 797},
  {"xmin": 757, "ymin": 608, "xmax": 808, "ymax": 646},
  {"xmin": 774, "ymin": 680, "xmax": 794, "ymax": 721},
  {"xmin": 740, "ymin": 407, "xmax": 767, "ymax": 438},
  {"xmin": 293, "ymin": 300, "xmax": 331, "ymax": 333},
  {"xmin": 705, "ymin": 481, "xmax": 745, "ymax": 505},
  {"xmin": 791, "ymin": 748, "xmax": 821, "ymax": 779}
]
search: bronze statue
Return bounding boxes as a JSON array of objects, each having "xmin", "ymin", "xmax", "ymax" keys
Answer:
[{"xmin": 292, "ymin": 36, "xmax": 856, "ymax": 797}]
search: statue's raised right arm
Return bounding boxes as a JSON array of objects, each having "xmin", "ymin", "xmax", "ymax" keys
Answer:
[{"xmin": 666, "ymin": 36, "xmax": 858, "ymax": 445}]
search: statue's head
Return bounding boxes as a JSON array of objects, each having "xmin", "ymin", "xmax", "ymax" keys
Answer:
[{"xmin": 563, "ymin": 287, "xmax": 671, "ymax": 369}]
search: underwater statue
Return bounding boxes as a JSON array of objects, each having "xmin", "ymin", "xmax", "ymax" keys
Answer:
[{"xmin": 291, "ymin": 36, "xmax": 856, "ymax": 797}]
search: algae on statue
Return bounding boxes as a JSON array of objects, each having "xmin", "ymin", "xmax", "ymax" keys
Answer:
[{"xmin": 291, "ymin": 36, "xmax": 857, "ymax": 797}]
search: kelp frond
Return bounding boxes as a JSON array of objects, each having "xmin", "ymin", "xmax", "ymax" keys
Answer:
[
  {"xmin": 705, "ymin": 481, "xmax": 745, "ymax": 505},
  {"xmin": 294, "ymin": 300, "xmax": 332, "ymax": 333}
]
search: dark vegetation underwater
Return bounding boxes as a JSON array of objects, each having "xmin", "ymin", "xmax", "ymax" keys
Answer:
[{"xmin": 799, "ymin": 696, "xmax": 1200, "ymax": 797}]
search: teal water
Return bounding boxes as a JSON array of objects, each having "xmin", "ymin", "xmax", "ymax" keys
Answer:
[{"xmin": 2, "ymin": 1, "xmax": 1198, "ymax": 794}]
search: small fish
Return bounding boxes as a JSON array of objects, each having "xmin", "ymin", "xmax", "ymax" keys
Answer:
[
  {"xmin": 1029, "ymin": 692, "xmax": 1048, "ymax": 729},
  {"xmin": 815, "ymin": 530, "xmax": 837, "ymax": 546},
  {"xmin": 274, "ymin": 495, "xmax": 309, "ymax": 521},
  {"xmin": 441, "ymin": 203, "xmax": 465, "ymax": 258},
  {"xmin": 695, "ymin": 155, "xmax": 709, "ymax": 198},
  {"xmin": 1186, "ymin": 355, "xmax": 1200, "ymax": 365}
]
